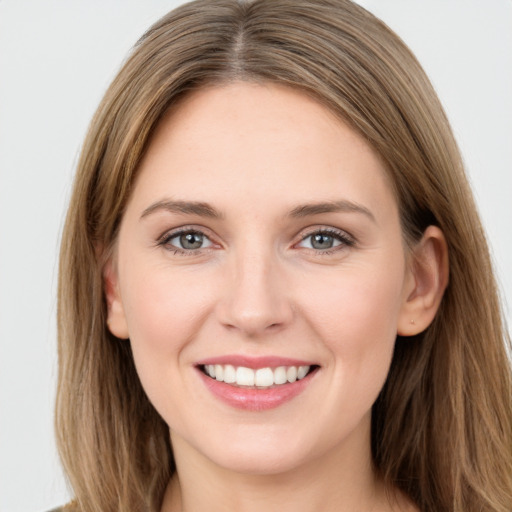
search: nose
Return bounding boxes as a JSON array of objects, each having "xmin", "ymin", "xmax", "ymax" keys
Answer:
[{"xmin": 216, "ymin": 244, "xmax": 293, "ymax": 337}]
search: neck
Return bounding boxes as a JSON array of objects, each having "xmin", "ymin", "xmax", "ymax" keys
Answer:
[{"xmin": 161, "ymin": 418, "xmax": 409, "ymax": 512}]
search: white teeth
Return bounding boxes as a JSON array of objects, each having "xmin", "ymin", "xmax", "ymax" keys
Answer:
[
  {"xmin": 203, "ymin": 364, "xmax": 312, "ymax": 388},
  {"xmin": 223, "ymin": 364, "xmax": 236, "ymax": 384},
  {"xmin": 274, "ymin": 366, "xmax": 288, "ymax": 385},
  {"xmin": 236, "ymin": 366, "xmax": 255, "ymax": 386},
  {"xmin": 255, "ymin": 368, "xmax": 274, "ymax": 387},
  {"xmin": 297, "ymin": 365, "xmax": 309, "ymax": 380},
  {"xmin": 287, "ymin": 366, "xmax": 297, "ymax": 383}
]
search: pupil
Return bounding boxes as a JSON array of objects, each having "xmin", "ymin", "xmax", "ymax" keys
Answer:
[
  {"xmin": 312, "ymin": 233, "xmax": 333, "ymax": 249},
  {"xmin": 180, "ymin": 232, "xmax": 203, "ymax": 249}
]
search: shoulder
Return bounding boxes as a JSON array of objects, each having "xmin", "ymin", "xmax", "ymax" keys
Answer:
[{"xmin": 45, "ymin": 502, "xmax": 77, "ymax": 512}]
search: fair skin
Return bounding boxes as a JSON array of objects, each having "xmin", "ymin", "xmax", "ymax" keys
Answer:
[{"xmin": 106, "ymin": 82, "xmax": 447, "ymax": 512}]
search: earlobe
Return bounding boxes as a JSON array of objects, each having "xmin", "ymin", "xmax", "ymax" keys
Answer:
[
  {"xmin": 103, "ymin": 259, "xmax": 130, "ymax": 339},
  {"xmin": 397, "ymin": 226, "xmax": 449, "ymax": 336}
]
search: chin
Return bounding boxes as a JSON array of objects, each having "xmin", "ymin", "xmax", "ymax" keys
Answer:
[
  {"xmin": 194, "ymin": 426, "xmax": 316, "ymax": 476},
  {"xmin": 210, "ymin": 447, "xmax": 308, "ymax": 476}
]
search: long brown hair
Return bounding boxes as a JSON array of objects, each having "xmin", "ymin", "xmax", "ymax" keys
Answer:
[{"xmin": 56, "ymin": 1, "xmax": 512, "ymax": 511}]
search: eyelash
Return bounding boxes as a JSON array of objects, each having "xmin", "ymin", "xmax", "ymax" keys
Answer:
[
  {"xmin": 156, "ymin": 226, "xmax": 355, "ymax": 256},
  {"xmin": 157, "ymin": 227, "xmax": 215, "ymax": 256},
  {"xmin": 297, "ymin": 228, "xmax": 355, "ymax": 255}
]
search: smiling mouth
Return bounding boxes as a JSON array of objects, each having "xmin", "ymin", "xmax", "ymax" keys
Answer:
[{"xmin": 200, "ymin": 364, "xmax": 319, "ymax": 389}]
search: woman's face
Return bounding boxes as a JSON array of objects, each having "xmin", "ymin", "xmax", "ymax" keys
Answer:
[{"xmin": 107, "ymin": 82, "xmax": 417, "ymax": 475}]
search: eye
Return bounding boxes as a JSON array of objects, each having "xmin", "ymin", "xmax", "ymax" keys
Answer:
[
  {"xmin": 296, "ymin": 229, "xmax": 354, "ymax": 252},
  {"xmin": 160, "ymin": 229, "xmax": 213, "ymax": 252}
]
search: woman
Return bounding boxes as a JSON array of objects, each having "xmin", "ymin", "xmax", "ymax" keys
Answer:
[{"xmin": 55, "ymin": 1, "xmax": 512, "ymax": 511}]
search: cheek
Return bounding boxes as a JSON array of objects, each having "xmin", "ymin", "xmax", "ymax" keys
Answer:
[
  {"xmin": 276, "ymin": 261, "xmax": 407, "ymax": 449},
  {"xmin": 118, "ymin": 263, "xmax": 220, "ymax": 427},
  {"xmin": 124, "ymin": 259, "xmax": 200, "ymax": 327},
  {"xmin": 119, "ymin": 260, "xmax": 215, "ymax": 375},
  {"xmin": 299, "ymin": 262, "xmax": 404, "ymax": 370}
]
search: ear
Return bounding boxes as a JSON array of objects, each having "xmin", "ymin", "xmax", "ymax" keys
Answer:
[
  {"xmin": 103, "ymin": 258, "xmax": 130, "ymax": 339},
  {"xmin": 397, "ymin": 226, "xmax": 449, "ymax": 336}
]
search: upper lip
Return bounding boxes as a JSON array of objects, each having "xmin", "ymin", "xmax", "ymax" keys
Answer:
[{"xmin": 195, "ymin": 355, "xmax": 317, "ymax": 369}]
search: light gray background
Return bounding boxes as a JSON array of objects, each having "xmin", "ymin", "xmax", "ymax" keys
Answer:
[{"xmin": 1, "ymin": 1, "xmax": 511, "ymax": 511}]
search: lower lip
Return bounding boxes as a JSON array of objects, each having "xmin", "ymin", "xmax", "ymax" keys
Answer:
[{"xmin": 197, "ymin": 368, "xmax": 317, "ymax": 411}]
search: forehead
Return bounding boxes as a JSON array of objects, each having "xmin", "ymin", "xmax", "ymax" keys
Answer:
[{"xmin": 131, "ymin": 82, "xmax": 396, "ymax": 219}]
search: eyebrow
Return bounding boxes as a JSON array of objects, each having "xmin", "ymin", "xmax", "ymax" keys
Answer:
[
  {"xmin": 140, "ymin": 198, "xmax": 375, "ymax": 223},
  {"xmin": 288, "ymin": 200, "xmax": 375, "ymax": 222},
  {"xmin": 140, "ymin": 200, "xmax": 223, "ymax": 220}
]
